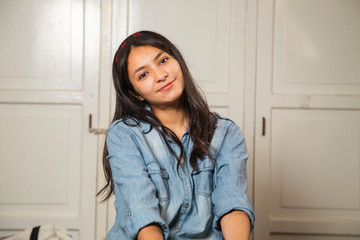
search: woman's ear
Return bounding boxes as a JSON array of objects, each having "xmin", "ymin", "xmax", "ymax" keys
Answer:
[{"xmin": 129, "ymin": 91, "xmax": 145, "ymax": 101}]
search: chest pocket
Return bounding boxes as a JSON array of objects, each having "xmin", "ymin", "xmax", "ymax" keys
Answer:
[
  {"xmin": 147, "ymin": 162, "xmax": 170, "ymax": 201},
  {"xmin": 192, "ymin": 157, "xmax": 215, "ymax": 197}
]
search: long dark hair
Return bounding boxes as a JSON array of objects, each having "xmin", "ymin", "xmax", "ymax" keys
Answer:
[{"xmin": 98, "ymin": 31, "xmax": 218, "ymax": 200}]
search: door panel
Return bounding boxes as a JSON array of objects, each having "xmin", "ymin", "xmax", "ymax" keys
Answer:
[
  {"xmin": 255, "ymin": 0, "xmax": 360, "ymax": 239},
  {"xmin": 272, "ymin": 0, "xmax": 360, "ymax": 95},
  {"xmin": 271, "ymin": 109, "xmax": 360, "ymax": 214},
  {"xmin": 0, "ymin": 104, "xmax": 81, "ymax": 210},
  {"xmin": 0, "ymin": 0, "xmax": 83, "ymax": 90},
  {"xmin": 0, "ymin": 0, "xmax": 100, "ymax": 239}
]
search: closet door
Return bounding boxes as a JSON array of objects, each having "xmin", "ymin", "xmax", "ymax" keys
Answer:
[
  {"xmin": 254, "ymin": 0, "xmax": 360, "ymax": 239},
  {"xmin": 106, "ymin": 0, "xmax": 253, "ymax": 231},
  {"xmin": 0, "ymin": 1, "xmax": 100, "ymax": 239}
]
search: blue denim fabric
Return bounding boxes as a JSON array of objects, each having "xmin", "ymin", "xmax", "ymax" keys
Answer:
[{"xmin": 105, "ymin": 117, "xmax": 254, "ymax": 240}]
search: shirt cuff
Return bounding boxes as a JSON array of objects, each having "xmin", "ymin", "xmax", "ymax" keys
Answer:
[
  {"xmin": 130, "ymin": 207, "xmax": 169, "ymax": 239},
  {"xmin": 213, "ymin": 204, "xmax": 255, "ymax": 231}
]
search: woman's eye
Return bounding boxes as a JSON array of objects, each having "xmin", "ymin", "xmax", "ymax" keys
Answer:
[
  {"xmin": 139, "ymin": 72, "xmax": 148, "ymax": 79},
  {"xmin": 160, "ymin": 57, "xmax": 169, "ymax": 65}
]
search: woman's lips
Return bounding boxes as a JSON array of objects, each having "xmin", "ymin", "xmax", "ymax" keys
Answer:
[{"xmin": 157, "ymin": 80, "xmax": 175, "ymax": 92}]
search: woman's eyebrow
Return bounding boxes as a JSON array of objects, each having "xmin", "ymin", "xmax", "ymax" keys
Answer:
[
  {"xmin": 133, "ymin": 66, "xmax": 145, "ymax": 77},
  {"xmin": 133, "ymin": 51, "xmax": 165, "ymax": 77},
  {"xmin": 154, "ymin": 51, "xmax": 164, "ymax": 61}
]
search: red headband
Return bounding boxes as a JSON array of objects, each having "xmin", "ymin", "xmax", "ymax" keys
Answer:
[{"xmin": 115, "ymin": 32, "xmax": 142, "ymax": 63}]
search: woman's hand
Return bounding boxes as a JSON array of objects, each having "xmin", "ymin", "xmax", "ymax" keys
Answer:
[
  {"xmin": 220, "ymin": 210, "xmax": 251, "ymax": 240},
  {"xmin": 137, "ymin": 223, "xmax": 164, "ymax": 240}
]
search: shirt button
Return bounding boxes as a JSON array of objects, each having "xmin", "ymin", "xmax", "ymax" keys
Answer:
[
  {"xmin": 175, "ymin": 225, "xmax": 180, "ymax": 230},
  {"xmin": 126, "ymin": 211, "xmax": 130, "ymax": 216},
  {"xmin": 185, "ymin": 203, "xmax": 190, "ymax": 208},
  {"xmin": 180, "ymin": 158, "xmax": 185, "ymax": 164}
]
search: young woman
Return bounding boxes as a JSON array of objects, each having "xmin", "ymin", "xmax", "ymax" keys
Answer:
[{"xmin": 99, "ymin": 31, "xmax": 254, "ymax": 240}]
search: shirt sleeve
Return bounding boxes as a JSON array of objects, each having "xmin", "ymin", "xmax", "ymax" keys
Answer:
[
  {"xmin": 106, "ymin": 123, "xmax": 169, "ymax": 239},
  {"xmin": 211, "ymin": 122, "xmax": 255, "ymax": 231}
]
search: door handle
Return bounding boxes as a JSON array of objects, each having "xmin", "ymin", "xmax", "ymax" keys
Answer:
[
  {"xmin": 88, "ymin": 114, "xmax": 107, "ymax": 134},
  {"xmin": 262, "ymin": 117, "xmax": 266, "ymax": 136}
]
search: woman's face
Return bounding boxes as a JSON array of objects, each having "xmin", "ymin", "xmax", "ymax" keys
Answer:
[{"xmin": 127, "ymin": 45, "xmax": 185, "ymax": 109}]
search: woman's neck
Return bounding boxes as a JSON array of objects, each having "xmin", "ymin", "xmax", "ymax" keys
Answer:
[{"xmin": 151, "ymin": 103, "xmax": 188, "ymax": 140}]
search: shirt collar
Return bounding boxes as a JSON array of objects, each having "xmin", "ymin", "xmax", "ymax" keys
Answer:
[{"xmin": 138, "ymin": 105, "xmax": 190, "ymax": 141}]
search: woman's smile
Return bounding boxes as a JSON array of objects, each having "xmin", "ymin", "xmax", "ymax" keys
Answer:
[{"xmin": 157, "ymin": 79, "xmax": 176, "ymax": 92}]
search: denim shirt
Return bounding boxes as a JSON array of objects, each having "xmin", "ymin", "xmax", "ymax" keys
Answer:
[{"xmin": 105, "ymin": 117, "xmax": 254, "ymax": 240}]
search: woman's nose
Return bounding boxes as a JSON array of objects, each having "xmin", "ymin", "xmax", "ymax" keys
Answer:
[{"xmin": 155, "ymin": 70, "xmax": 168, "ymax": 82}]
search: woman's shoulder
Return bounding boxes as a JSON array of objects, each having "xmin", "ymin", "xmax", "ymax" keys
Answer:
[
  {"xmin": 212, "ymin": 116, "xmax": 245, "ymax": 146},
  {"xmin": 215, "ymin": 116, "xmax": 240, "ymax": 132},
  {"xmin": 109, "ymin": 118, "xmax": 136, "ymax": 130}
]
